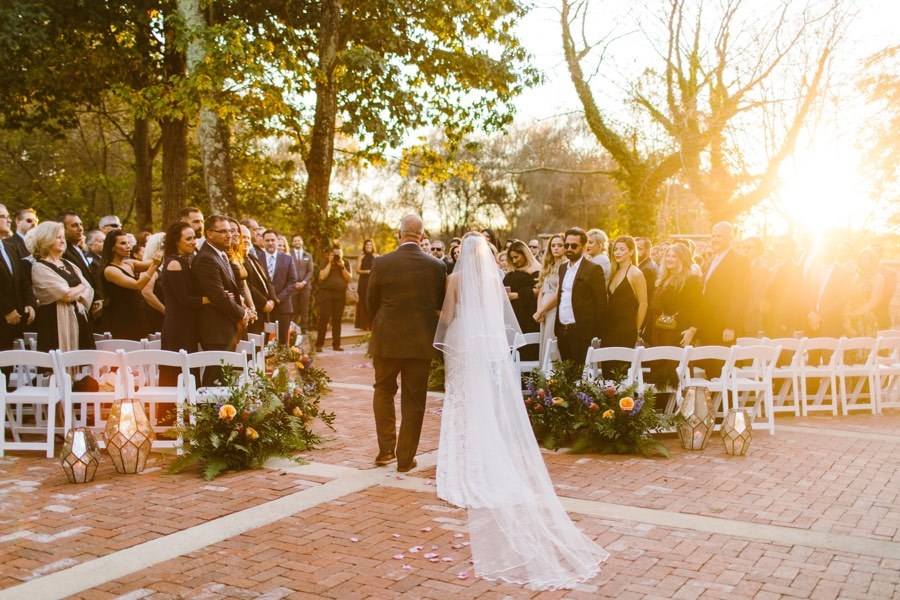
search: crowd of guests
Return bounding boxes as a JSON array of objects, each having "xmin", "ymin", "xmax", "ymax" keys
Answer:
[
  {"xmin": 419, "ymin": 224, "xmax": 896, "ymax": 381},
  {"xmin": 0, "ymin": 202, "xmax": 895, "ymax": 384},
  {"xmin": 0, "ymin": 205, "xmax": 358, "ymax": 381}
]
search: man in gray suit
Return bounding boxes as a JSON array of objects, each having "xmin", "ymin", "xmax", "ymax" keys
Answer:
[{"xmin": 290, "ymin": 235, "xmax": 314, "ymax": 333}]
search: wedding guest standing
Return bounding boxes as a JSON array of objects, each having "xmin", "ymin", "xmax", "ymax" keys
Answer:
[
  {"xmin": 355, "ymin": 239, "xmax": 377, "ymax": 330},
  {"xmin": 845, "ymin": 248, "xmax": 885, "ymax": 338},
  {"xmin": 159, "ymin": 222, "xmax": 209, "ymax": 384},
  {"xmin": 585, "ymin": 228, "xmax": 611, "ymax": 279},
  {"xmin": 262, "ymin": 229, "xmax": 297, "ymax": 344},
  {"xmin": 242, "ymin": 224, "xmax": 275, "ymax": 336},
  {"xmin": 762, "ymin": 237, "xmax": 804, "ymax": 338},
  {"xmin": 30, "ymin": 222, "xmax": 95, "ymax": 352},
  {"xmin": 555, "ymin": 227, "xmax": 607, "ymax": 366},
  {"xmin": 316, "ymin": 243, "xmax": 351, "ymax": 352},
  {"xmin": 101, "ymin": 229, "xmax": 161, "ymax": 341},
  {"xmin": 289, "ymin": 235, "xmax": 314, "ymax": 333},
  {"xmin": 602, "ymin": 235, "xmax": 647, "ymax": 378},
  {"xmin": 533, "ymin": 233, "xmax": 565, "ymax": 366},
  {"xmin": 228, "ymin": 218, "xmax": 257, "ymax": 334},
  {"xmin": 504, "ymin": 240, "xmax": 541, "ymax": 360},
  {"xmin": 446, "ymin": 243, "xmax": 460, "ymax": 274},
  {"xmin": 140, "ymin": 232, "xmax": 167, "ymax": 336},
  {"xmin": 0, "ymin": 204, "xmax": 35, "ymax": 350}
]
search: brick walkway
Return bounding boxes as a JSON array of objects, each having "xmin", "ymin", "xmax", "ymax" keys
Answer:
[{"xmin": 0, "ymin": 347, "xmax": 897, "ymax": 599}]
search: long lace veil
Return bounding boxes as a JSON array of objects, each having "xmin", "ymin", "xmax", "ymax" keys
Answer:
[{"xmin": 433, "ymin": 233, "xmax": 608, "ymax": 590}]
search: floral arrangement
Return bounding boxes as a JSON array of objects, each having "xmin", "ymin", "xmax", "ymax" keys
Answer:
[
  {"xmin": 265, "ymin": 342, "xmax": 314, "ymax": 370},
  {"xmin": 168, "ymin": 365, "xmax": 335, "ymax": 480},
  {"xmin": 524, "ymin": 360, "xmax": 672, "ymax": 457}
]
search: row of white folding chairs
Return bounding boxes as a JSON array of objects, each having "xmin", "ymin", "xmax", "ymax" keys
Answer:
[{"xmin": 0, "ymin": 348, "xmax": 250, "ymax": 458}]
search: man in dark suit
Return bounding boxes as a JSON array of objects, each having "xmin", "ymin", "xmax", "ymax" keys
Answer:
[
  {"xmin": 289, "ymin": 235, "xmax": 314, "ymax": 333},
  {"xmin": 5, "ymin": 208, "xmax": 37, "ymax": 262},
  {"xmin": 763, "ymin": 237, "xmax": 805, "ymax": 338},
  {"xmin": 807, "ymin": 239, "xmax": 850, "ymax": 339},
  {"xmin": 262, "ymin": 229, "xmax": 297, "ymax": 344},
  {"xmin": 0, "ymin": 204, "xmax": 35, "ymax": 350},
  {"xmin": 240, "ymin": 224, "xmax": 276, "ymax": 335},
  {"xmin": 368, "ymin": 214, "xmax": 446, "ymax": 473},
  {"xmin": 192, "ymin": 216, "xmax": 249, "ymax": 385},
  {"xmin": 58, "ymin": 210, "xmax": 103, "ymax": 326},
  {"xmin": 555, "ymin": 227, "xmax": 608, "ymax": 367},
  {"xmin": 240, "ymin": 217, "xmax": 267, "ymax": 264},
  {"xmin": 635, "ymin": 237, "xmax": 658, "ymax": 337}
]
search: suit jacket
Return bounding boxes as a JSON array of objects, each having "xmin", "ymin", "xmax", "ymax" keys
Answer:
[
  {"xmin": 245, "ymin": 253, "xmax": 276, "ymax": 312},
  {"xmin": 63, "ymin": 243, "xmax": 97, "ymax": 290},
  {"xmin": 763, "ymin": 260, "xmax": 804, "ymax": 338},
  {"xmin": 808, "ymin": 262, "xmax": 850, "ymax": 338},
  {"xmin": 0, "ymin": 241, "xmax": 35, "ymax": 346},
  {"xmin": 253, "ymin": 245, "xmax": 266, "ymax": 265},
  {"xmin": 554, "ymin": 257, "xmax": 608, "ymax": 340},
  {"xmin": 698, "ymin": 248, "xmax": 751, "ymax": 343},
  {"xmin": 262, "ymin": 251, "xmax": 297, "ymax": 315},
  {"xmin": 2, "ymin": 234, "xmax": 35, "ymax": 308},
  {"xmin": 876, "ymin": 265, "xmax": 896, "ymax": 330},
  {"xmin": 367, "ymin": 243, "xmax": 446, "ymax": 358},
  {"xmin": 289, "ymin": 249, "xmax": 314, "ymax": 287},
  {"xmin": 192, "ymin": 242, "xmax": 246, "ymax": 346}
]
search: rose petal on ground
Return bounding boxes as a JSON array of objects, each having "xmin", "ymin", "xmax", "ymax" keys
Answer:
[
  {"xmin": 401, "ymin": 565, "xmax": 412, "ymax": 570},
  {"xmin": 423, "ymin": 552, "xmax": 438, "ymax": 559},
  {"xmin": 420, "ymin": 526, "xmax": 432, "ymax": 532},
  {"xmin": 392, "ymin": 534, "xmax": 401, "ymax": 538},
  {"xmin": 454, "ymin": 533, "xmax": 464, "ymax": 538},
  {"xmin": 408, "ymin": 547, "xmax": 420, "ymax": 553},
  {"xmin": 442, "ymin": 557, "xmax": 453, "ymax": 562},
  {"xmin": 458, "ymin": 572, "xmax": 469, "ymax": 580},
  {"xmin": 462, "ymin": 542, "xmax": 470, "ymax": 546},
  {"xmin": 431, "ymin": 545, "xmax": 438, "ymax": 550},
  {"xmin": 393, "ymin": 554, "xmax": 404, "ymax": 560},
  {"xmin": 452, "ymin": 544, "xmax": 463, "ymax": 549},
  {"xmin": 350, "ymin": 537, "xmax": 359, "ymax": 542}
]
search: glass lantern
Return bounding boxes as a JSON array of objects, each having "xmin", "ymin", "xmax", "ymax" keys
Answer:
[
  {"xmin": 104, "ymin": 398, "xmax": 155, "ymax": 473},
  {"xmin": 722, "ymin": 408, "xmax": 752, "ymax": 456},
  {"xmin": 60, "ymin": 428, "xmax": 101, "ymax": 483},
  {"xmin": 676, "ymin": 387, "xmax": 714, "ymax": 450}
]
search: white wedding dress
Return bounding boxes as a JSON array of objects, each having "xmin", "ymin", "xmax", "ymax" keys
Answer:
[{"xmin": 434, "ymin": 234, "xmax": 608, "ymax": 590}]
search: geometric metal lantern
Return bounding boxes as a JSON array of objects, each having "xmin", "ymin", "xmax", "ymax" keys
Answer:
[
  {"xmin": 721, "ymin": 408, "xmax": 752, "ymax": 456},
  {"xmin": 60, "ymin": 427, "xmax": 101, "ymax": 483},
  {"xmin": 676, "ymin": 387, "xmax": 715, "ymax": 450},
  {"xmin": 103, "ymin": 398, "xmax": 155, "ymax": 473}
]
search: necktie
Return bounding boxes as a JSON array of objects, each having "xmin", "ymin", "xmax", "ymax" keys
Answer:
[
  {"xmin": 268, "ymin": 254, "xmax": 276, "ymax": 279},
  {"xmin": 0, "ymin": 242, "xmax": 12, "ymax": 273}
]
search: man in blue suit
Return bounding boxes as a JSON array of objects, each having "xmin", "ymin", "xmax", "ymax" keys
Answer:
[{"xmin": 262, "ymin": 229, "xmax": 297, "ymax": 344}]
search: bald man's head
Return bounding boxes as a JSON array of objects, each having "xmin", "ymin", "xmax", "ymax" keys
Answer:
[
  {"xmin": 399, "ymin": 214, "xmax": 425, "ymax": 243},
  {"xmin": 710, "ymin": 221, "xmax": 735, "ymax": 253}
]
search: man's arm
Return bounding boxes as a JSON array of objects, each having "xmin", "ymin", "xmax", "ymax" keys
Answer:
[
  {"xmin": 193, "ymin": 255, "xmax": 245, "ymax": 323},
  {"xmin": 366, "ymin": 258, "xmax": 381, "ymax": 319},
  {"xmin": 276, "ymin": 257, "xmax": 297, "ymax": 303}
]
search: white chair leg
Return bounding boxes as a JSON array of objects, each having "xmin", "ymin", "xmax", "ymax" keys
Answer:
[{"xmin": 46, "ymin": 401, "xmax": 56, "ymax": 458}]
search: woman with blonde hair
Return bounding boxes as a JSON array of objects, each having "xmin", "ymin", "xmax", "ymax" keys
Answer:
[
  {"xmin": 30, "ymin": 221, "xmax": 95, "ymax": 351},
  {"xmin": 650, "ymin": 242, "xmax": 701, "ymax": 348},
  {"xmin": 585, "ymin": 228, "xmax": 611, "ymax": 278},
  {"xmin": 227, "ymin": 217, "xmax": 257, "ymax": 330},
  {"xmin": 533, "ymin": 234, "xmax": 566, "ymax": 364}
]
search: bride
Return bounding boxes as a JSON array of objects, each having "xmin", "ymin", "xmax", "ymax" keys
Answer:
[{"xmin": 434, "ymin": 232, "xmax": 608, "ymax": 590}]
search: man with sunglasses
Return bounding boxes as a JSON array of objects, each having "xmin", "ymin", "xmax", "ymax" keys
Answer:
[
  {"xmin": 5, "ymin": 208, "xmax": 37, "ymax": 263},
  {"xmin": 98, "ymin": 215, "xmax": 122, "ymax": 234},
  {"xmin": 555, "ymin": 227, "xmax": 607, "ymax": 366}
]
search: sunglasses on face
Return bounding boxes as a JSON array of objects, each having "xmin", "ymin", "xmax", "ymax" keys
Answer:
[{"xmin": 564, "ymin": 243, "xmax": 582, "ymax": 249}]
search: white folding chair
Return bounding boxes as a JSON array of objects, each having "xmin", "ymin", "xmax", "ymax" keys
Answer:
[
  {"xmin": 143, "ymin": 339, "xmax": 161, "ymax": 350},
  {"xmin": 799, "ymin": 337, "xmax": 843, "ymax": 416},
  {"xmin": 93, "ymin": 332, "xmax": 113, "ymax": 342},
  {"xmin": 636, "ymin": 345, "xmax": 691, "ymax": 414},
  {"xmin": 877, "ymin": 329, "xmax": 900, "ymax": 339},
  {"xmin": 583, "ymin": 346, "xmax": 641, "ymax": 385},
  {"xmin": 874, "ymin": 336, "xmax": 900, "ymax": 411},
  {"xmin": 245, "ymin": 332, "xmax": 266, "ymax": 370},
  {"xmin": 263, "ymin": 321, "xmax": 279, "ymax": 344},
  {"xmin": 736, "ymin": 337, "xmax": 767, "ymax": 347},
  {"xmin": 184, "ymin": 350, "xmax": 250, "ymax": 409},
  {"xmin": 837, "ymin": 337, "xmax": 879, "ymax": 415},
  {"xmin": 147, "ymin": 332, "xmax": 162, "ymax": 342},
  {"xmin": 55, "ymin": 349, "xmax": 134, "ymax": 430},
  {"xmin": 121, "ymin": 349, "xmax": 189, "ymax": 449},
  {"xmin": 21, "ymin": 332, "xmax": 38, "ymax": 351},
  {"xmin": 723, "ymin": 345, "xmax": 781, "ymax": 435},
  {"xmin": 96, "ymin": 339, "xmax": 145, "ymax": 353},
  {"xmin": 0, "ymin": 350, "xmax": 64, "ymax": 457},
  {"xmin": 762, "ymin": 337, "xmax": 805, "ymax": 416},
  {"xmin": 236, "ymin": 340, "xmax": 258, "ymax": 370},
  {"xmin": 513, "ymin": 332, "xmax": 543, "ymax": 380},
  {"xmin": 683, "ymin": 345, "xmax": 735, "ymax": 422}
]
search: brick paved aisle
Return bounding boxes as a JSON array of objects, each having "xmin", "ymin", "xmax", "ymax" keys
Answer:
[{"xmin": 0, "ymin": 345, "xmax": 897, "ymax": 599}]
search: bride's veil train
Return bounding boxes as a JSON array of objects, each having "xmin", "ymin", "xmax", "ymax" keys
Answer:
[{"xmin": 434, "ymin": 233, "xmax": 608, "ymax": 590}]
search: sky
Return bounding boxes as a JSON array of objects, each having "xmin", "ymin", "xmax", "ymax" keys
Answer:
[{"xmin": 503, "ymin": 0, "xmax": 899, "ymax": 236}]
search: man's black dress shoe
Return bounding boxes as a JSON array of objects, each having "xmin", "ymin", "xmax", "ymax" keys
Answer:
[
  {"xmin": 333, "ymin": 346, "xmax": 345, "ymax": 352},
  {"xmin": 375, "ymin": 452, "xmax": 396, "ymax": 466},
  {"xmin": 397, "ymin": 459, "xmax": 417, "ymax": 473}
]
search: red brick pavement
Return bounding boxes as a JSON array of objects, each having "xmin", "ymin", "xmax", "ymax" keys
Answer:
[{"xmin": 79, "ymin": 486, "xmax": 900, "ymax": 599}]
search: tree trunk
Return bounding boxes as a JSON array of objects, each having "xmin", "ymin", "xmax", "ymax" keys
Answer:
[
  {"xmin": 303, "ymin": 0, "xmax": 342, "ymax": 213},
  {"xmin": 178, "ymin": 0, "xmax": 236, "ymax": 215},
  {"xmin": 160, "ymin": 116, "xmax": 188, "ymax": 226},
  {"xmin": 133, "ymin": 117, "xmax": 153, "ymax": 231}
]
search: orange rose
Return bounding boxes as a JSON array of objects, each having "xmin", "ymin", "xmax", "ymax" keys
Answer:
[
  {"xmin": 292, "ymin": 406, "xmax": 303, "ymax": 418},
  {"xmin": 295, "ymin": 361, "xmax": 306, "ymax": 370},
  {"xmin": 290, "ymin": 346, "xmax": 301, "ymax": 354},
  {"xmin": 602, "ymin": 409, "xmax": 614, "ymax": 419},
  {"xmin": 619, "ymin": 397, "xmax": 635, "ymax": 411},
  {"xmin": 218, "ymin": 404, "xmax": 237, "ymax": 421},
  {"xmin": 552, "ymin": 397, "xmax": 565, "ymax": 406},
  {"xmin": 245, "ymin": 427, "xmax": 259, "ymax": 440}
]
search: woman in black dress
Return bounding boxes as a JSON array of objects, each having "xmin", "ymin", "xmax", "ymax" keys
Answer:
[
  {"xmin": 602, "ymin": 236, "xmax": 647, "ymax": 379},
  {"xmin": 159, "ymin": 223, "xmax": 210, "ymax": 385},
  {"xmin": 647, "ymin": 242, "xmax": 701, "ymax": 387},
  {"xmin": 355, "ymin": 239, "xmax": 377, "ymax": 330},
  {"xmin": 503, "ymin": 240, "xmax": 541, "ymax": 360},
  {"xmin": 29, "ymin": 222, "xmax": 95, "ymax": 352},
  {"xmin": 141, "ymin": 232, "xmax": 167, "ymax": 336},
  {"xmin": 100, "ymin": 229, "xmax": 162, "ymax": 341}
]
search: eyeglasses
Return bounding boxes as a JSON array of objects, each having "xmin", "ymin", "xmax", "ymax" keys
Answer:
[
  {"xmin": 564, "ymin": 243, "xmax": 582, "ymax": 249},
  {"xmin": 0, "ymin": 215, "xmax": 10, "ymax": 220},
  {"xmin": 208, "ymin": 229, "xmax": 233, "ymax": 236},
  {"xmin": 108, "ymin": 223, "xmax": 121, "ymax": 228},
  {"xmin": 529, "ymin": 245, "xmax": 539, "ymax": 249}
]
